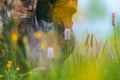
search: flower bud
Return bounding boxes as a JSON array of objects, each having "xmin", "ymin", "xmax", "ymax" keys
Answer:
[
  {"xmin": 112, "ymin": 12, "xmax": 115, "ymax": 26},
  {"xmin": 47, "ymin": 47, "xmax": 54, "ymax": 59},
  {"xmin": 64, "ymin": 28, "xmax": 71, "ymax": 40}
]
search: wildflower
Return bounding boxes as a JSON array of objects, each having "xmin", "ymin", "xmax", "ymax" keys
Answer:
[
  {"xmin": 0, "ymin": 75, "xmax": 3, "ymax": 78},
  {"xmin": 7, "ymin": 60, "xmax": 12, "ymax": 68},
  {"xmin": 34, "ymin": 31, "xmax": 42, "ymax": 39},
  {"xmin": 112, "ymin": 12, "xmax": 115, "ymax": 26},
  {"xmin": 11, "ymin": 33, "xmax": 19, "ymax": 42},
  {"xmin": 7, "ymin": 63, "xmax": 12, "ymax": 68},
  {"xmin": 47, "ymin": 47, "xmax": 54, "ymax": 59},
  {"xmin": 16, "ymin": 67, "xmax": 20, "ymax": 71},
  {"xmin": 64, "ymin": 28, "xmax": 71, "ymax": 40},
  {"xmin": 8, "ymin": 60, "xmax": 12, "ymax": 64}
]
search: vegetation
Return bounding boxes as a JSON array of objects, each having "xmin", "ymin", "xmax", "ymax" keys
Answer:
[
  {"xmin": 0, "ymin": 0, "xmax": 120, "ymax": 80},
  {"xmin": 0, "ymin": 13, "xmax": 120, "ymax": 80}
]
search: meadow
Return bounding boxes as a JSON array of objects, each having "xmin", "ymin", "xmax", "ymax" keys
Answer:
[{"xmin": 0, "ymin": 12, "xmax": 120, "ymax": 80}]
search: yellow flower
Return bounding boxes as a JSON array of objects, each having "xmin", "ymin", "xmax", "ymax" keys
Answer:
[
  {"xmin": 7, "ymin": 63, "xmax": 12, "ymax": 68},
  {"xmin": 11, "ymin": 33, "xmax": 19, "ymax": 42},
  {"xmin": 8, "ymin": 60, "xmax": 12, "ymax": 64},
  {"xmin": 0, "ymin": 75, "xmax": 3, "ymax": 78},
  {"xmin": 7, "ymin": 60, "xmax": 12, "ymax": 68},
  {"xmin": 34, "ymin": 31, "xmax": 42, "ymax": 39},
  {"xmin": 16, "ymin": 67, "xmax": 20, "ymax": 71}
]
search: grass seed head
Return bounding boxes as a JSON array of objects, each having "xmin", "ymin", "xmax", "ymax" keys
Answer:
[{"xmin": 112, "ymin": 12, "xmax": 115, "ymax": 26}]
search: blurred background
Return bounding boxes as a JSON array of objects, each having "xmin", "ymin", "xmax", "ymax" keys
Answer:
[{"xmin": 73, "ymin": 0, "xmax": 120, "ymax": 42}]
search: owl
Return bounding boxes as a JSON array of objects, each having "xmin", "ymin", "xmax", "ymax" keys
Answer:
[
  {"xmin": 25, "ymin": 19, "xmax": 55, "ymax": 68},
  {"xmin": 17, "ymin": 0, "xmax": 76, "ymax": 72}
]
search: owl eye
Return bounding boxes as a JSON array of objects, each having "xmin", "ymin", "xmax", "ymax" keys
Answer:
[{"xmin": 48, "ymin": 27, "xmax": 51, "ymax": 30}]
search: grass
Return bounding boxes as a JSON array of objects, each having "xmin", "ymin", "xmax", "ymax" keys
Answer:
[{"xmin": 0, "ymin": 19, "xmax": 120, "ymax": 80}]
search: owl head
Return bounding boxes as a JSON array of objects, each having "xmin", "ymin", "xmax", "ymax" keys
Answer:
[{"xmin": 40, "ymin": 20, "xmax": 54, "ymax": 33}]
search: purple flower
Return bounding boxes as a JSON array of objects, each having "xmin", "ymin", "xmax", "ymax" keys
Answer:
[{"xmin": 112, "ymin": 12, "xmax": 115, "ymax": 26}]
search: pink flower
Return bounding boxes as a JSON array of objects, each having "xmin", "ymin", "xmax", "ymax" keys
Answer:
[
  {"xmin": 47, "ymin": 47, "xmax": 54, "ymax": 59},
  {"xmin": 64, "ymin": 28, "xmax": 71, "ymax": 40},
  {"xmin": 112, "ymin": 12, "xmax": 115, "ymax": 26}
]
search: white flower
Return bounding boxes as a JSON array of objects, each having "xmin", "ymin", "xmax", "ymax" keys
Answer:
[
  {"xmin": 64, "ymin": 28, "xmax": 71, "ymax": 40},
  {"xmin": 47, "ymin": 47, "xmax": 54, "ymax": 59}
]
